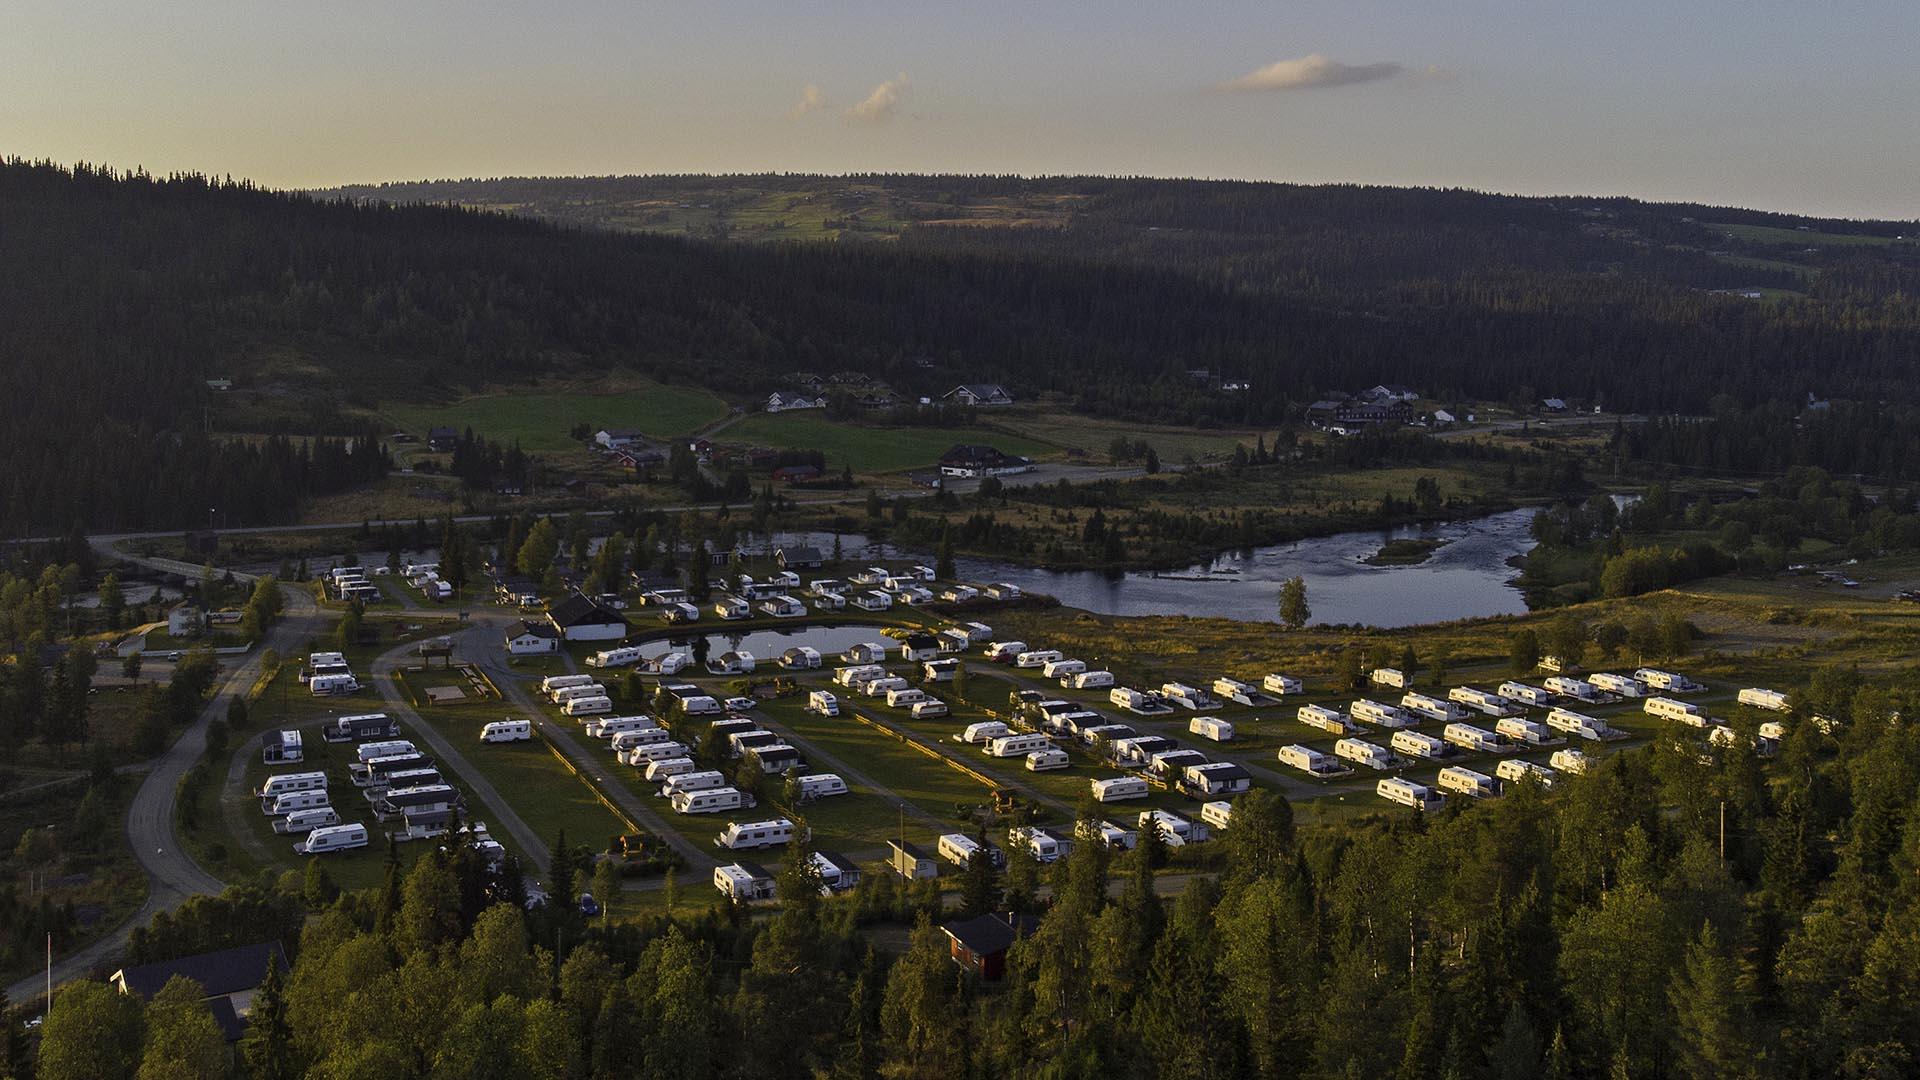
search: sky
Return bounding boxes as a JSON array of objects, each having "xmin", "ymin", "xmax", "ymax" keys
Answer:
[{"xmin": 2, "ymin": 0, "xmax": 1916, "ymax": 219}]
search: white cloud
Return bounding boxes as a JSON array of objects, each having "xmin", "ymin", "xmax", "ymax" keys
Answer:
[
  {"xmin": 1220, "ymin": 54, "xmax": 1404, "ymax": 92},
  {"xmin": 846, "ymin": 73, "xmax": 909, "ymax": 122},
  {"xmin": 787, "ymin": 84, "xmax": 828, "ymax": 120}
]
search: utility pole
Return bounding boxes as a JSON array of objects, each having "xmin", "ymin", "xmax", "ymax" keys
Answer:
[{"xmin": 1719, "ymin": 799, "xmax": 1727, "ymax": 861}]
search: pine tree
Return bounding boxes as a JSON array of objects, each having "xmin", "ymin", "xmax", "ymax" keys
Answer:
[
  {"xmin": 1669, "ymin": 923, "xmax": 1751, "ymax": 1080},
  {"xmin": 960, "ymin": 843, "xmax": 1001, "ymax": 917},
  {"xmin": 242, "ymin": 957, "xmax": 297, "ymax": 1080}
]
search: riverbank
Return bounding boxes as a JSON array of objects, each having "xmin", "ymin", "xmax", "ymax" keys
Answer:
[{"xmin": 1363, "ymin": 537, "xmax": 1451, "ymax": 566}]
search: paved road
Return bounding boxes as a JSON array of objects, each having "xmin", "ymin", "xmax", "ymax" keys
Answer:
[
  {"xmin": 8, "ymin": 547, "xmax": 328, "ymax": 1007},
  {"xmin": 369, "ymin": 637, "xmax": 551, "ymax": 869}
]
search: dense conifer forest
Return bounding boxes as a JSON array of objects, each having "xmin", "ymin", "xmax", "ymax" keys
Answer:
[{"xmin": 5, "ymin": 161, "xmax": 1920, "ymax": 533}]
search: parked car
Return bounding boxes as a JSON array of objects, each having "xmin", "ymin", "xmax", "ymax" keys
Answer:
[
  {"xmin": 578, "ymin": 893, "xmax": 600, "ymax": 917},
  {"xmin": 724, "ymin": 696, "xmax": 759, "ymax": 712}
]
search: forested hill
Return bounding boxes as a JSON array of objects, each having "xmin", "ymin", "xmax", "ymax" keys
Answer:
[{"xmin": 4, "ymin": 159, "xmax": 1920, "ymax": 532}]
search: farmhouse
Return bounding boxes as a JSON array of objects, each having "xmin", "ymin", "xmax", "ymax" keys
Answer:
[
  {"xmin": 546, "ymin": 593, "xmax": 628, "ymax": 642},
  {"xmin": 595, "ymin": 427, "xmax": 644, "ymax": 450},
  {"xmin": 943, "ymin": 383, "xmax": 1015, "ymax": 407},
  {"xmin": 765, "ymin": 392, "xmax": 825, "ymax": 413},
  {"xmin": 504, "ymin": 620, "xmax": 561, "ymax": 656}
]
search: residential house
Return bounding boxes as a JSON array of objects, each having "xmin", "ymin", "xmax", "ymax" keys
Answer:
[
  {"xmin": 943, "ymin": 384, "xmax": 1015, "ymax": 407},
  {"xmin": 546, "ymin": 593, "xmax": 629, "ymax": 642},
  {"xmin": 940, "ymin": 913, "xmax": 1042, "ymax": 981},
  {"xmin": 766, "ymin": 392, "xmax": 825, "ymax": 413},
  {"xmin": 776, "ymin": 545, "xmax": 824, "ymax": 570},
  {"xmin": 427, "ymin": 426, "xmax": 460, "ymax": 451},
  {"xmin": 112, "ymin": 941, "xmax": 289, "ymax": 1041},
  {"xmin": 595, "ymin": 428, "xmax": 644, "ymax": 450},
  {"xmin": 504, "ymin": 620, "xmax": 561, "ymax": 655}
]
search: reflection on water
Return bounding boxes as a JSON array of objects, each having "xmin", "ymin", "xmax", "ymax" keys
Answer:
[{"xmin": 763, "ymin": 507, "xmax": 1538, "ymax": 629}]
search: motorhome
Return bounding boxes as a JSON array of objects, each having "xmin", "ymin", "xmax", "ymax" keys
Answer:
[
  {"xmin": 1442, "ymin": 723, "xmax": 1504, "ymax": 754},
  {"xmin": 807, "ymin": 690, "xmax": 841, "ymax": 716},
  {"xmin": 1496, "ymin": 759, "xmax": 1557, "ymax": 788},
  {"xmin": 1351, "ymin": 699, "xmax": 1416, "ymax": 729},
  {"xmin": 643, "ymin": 757, "xmax": 698, "ymax": 782},
  {"xmin": 481, "ymin": 719, "xmax": 532, "ymax": 743},
  {"xmin": 987, "ymin": 733, "xmax": 1053, "ymax": 758},
  {"xmin": 661, "ymin": 770, "xmax": 728, "ymax": 799},
  {"xmin": 1026, "ymin": 747, "xmax": 1071, "ymax": 771},
  {"xmin": 1091, "ymin": 776, "xmax": 1151, "ymax": 803},
  {"xmin": 792, "ymin": 773, "xmax": 850, "ymax": 801},
  {"xmin": 271, "ymin": 807, "xmax": 340, "ymax": 835},
  {"xmin": 1335, "ymin": 738, "xmax": 1395, "ymax": 770},
  {"xmin": 1546, "ymin": 708, "xmax": 1616, "ymax": 741},
  {"xmin": 294, "ymin": 823, "xmax": 368, "ymax": 855},
  {"xmin": 1070, "ymin": 670, "xmax": 1116, "ymax": 690},
  {"xmin": 257, "ymin": 771, "xmax": 328, "ymax": 799},
  {"xmin": 265, "ymin": 790, "xmax": 332, "ymax": 816},
  {"xmin": 1263, "ymin": 674, "xmax": 1304, "ymax": 696},
  {"xmin": 1448, "ymin": 687, "xmax": 1515, "ymax": 717},
  {"xmin": 1008, "ymin": 825, "xmax": 1071, "ymax": 863},
  {"xmin": 1589, "ymin": 672, "xmax": 1647, "ymax": 697},
  {"xmin": 587, "ymin": 646, "xmax": 647, "ymax": 669},
  {"xmin": 1042, "ymin": 658, "xmax": 1087, "ymax": 680},
  {"xmin": 1437, "ymin": 766, "xmax": 1499, "ymax": 799},
  {"xmin": 1497, "ymin": 681, "xmax": 1556, "ymax": 708},
  {"xmin": 714, "ymin": 862, "xmax": 778, "ymax": 902},
  {"xmin": 1212, "ymin": 677, "xmax": 1260, "ymax": 706},
  {"xmin": 1403, "ymin": 692, "xmax": 1468, "ymax": 723},
  {"xmin": 1495, "ymin": 716, "xmax": 1555, "ymax": 746},
  {"xmin": 1189, "ymin": 716, "xmax": 1235, "ymax": 742},
  {"xmin": 1391, "ymin": 730, "xmax": 1446, "ymax": 760},
  {"xmin": 1137, "ymin": 809, "xmax": 1208, "ymax": 846},
  {"xmin": 1161, "ymin": 682, "xmax": 1215, "ymax": 710},
  {"xmin": 309, "ymin": 674, "xmax": 360, "ymax": 696},
  {"xmin": 1549, "ymin": 748, "xmax": 1590, "ymax": 775},
  {"xmin": 1200, "ymin": 801, "xmax": 1234, "ymax": 831},
  {"xmin": 957, "ymin": 721, "xmax": 1012, "ymax": 746},
  {"xmin": 1646, "ymin": 696, "xmax": 1707, "ymax": 726},
  {"xmin": 1377, "ymin": 777, "xmax": 1439, "ymax": 811},
  {"xmin": 984, "ymin": 641, "xmax": 1028, "ymax": 663},
  {"xmin": 1544, "ymin": 676, "xmax": 1603, "ymax": 702},
  {"xmin": 1634, "ymin": 668, "xmax": 1703, "ymax": 693},
  {"xmin": 1298, "ymin": 703, "xmax": 1356, "ymax": 735},
  {"xmin": 1279, "ymin": 744, "xmax": 1342, "ymax": 776},
  {"xmin": 1016, "ymin": 649, "xmax": 1064, "ymax": 669},
  {"xmin": 562, "ymin": 696, "xmax": 614, "ymax": 717},
  {"xmin": 715, "ymin": 818, "xmax": 802, "ymax": 850},
  {"xmin": 672, "ymin": 786, "xmax": 754, "ymax": 815},
  {"xmin": 1739, "ymin": 687, "xmax": 1791, "ymax": 712},
  {"xmin": 551, "ymin": 683, "xmax": 608, "ymax": 705},
  {"xmin": 1370, "ymin": 667, "xmax": 1408, "ymax": 690}
]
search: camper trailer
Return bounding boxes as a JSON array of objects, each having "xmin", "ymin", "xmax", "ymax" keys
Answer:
[
  {"xmin": 1544, "ymin": 676, "xmax": 1603, "ymax": 702},
  {"xmin": 1739, "ymin": 687, "xmax": 1791, "ymax": 713},
  {"xmin": 911, "ymin": 699, "xmax": 949, "ymax": 719},
  {"xmin": 807, "ymin": 690, "xmax": 841, "ymax": 716},
  {"xmin": 265, "ymin": 790, "xmax": 332, "ymax": 817},
  {"xmin": 355, "ymin": 739, "xmax": 413, "ymax": 763},
  {"xmin": 619, "ymin": 742, "xmax": 690, "ymax": 766},
  {"xmin": 1370, "ymin": 667, "xmax": 1409, "ymax": 690},
  {"xmin": 661, "ymin": 770, "xmax": 728, "ymax": 799},
  {"xmin": 562, "ymin": 695, "xmax": 614, "ymax": 717},
  {"xmin": 294, "ymin": 823, "xmax": 368, "ymax": 855},
  {"xmin": 542, "ymin": 674, "xmax": 597, "ymax": 695},
  {"xmin": 959, "ymin": 721, "xmax": 1012, "ymax": 745},
  {"xmin": 781, "ymin": 646, "xmax": 824, "ymax": 670},
  {"xmin": 1200, "ymin": 801, "xmax": 1234, "ymax": 831},
  {"xmin": 1298, "ymin": 703, "xmax": 1357, "ymax": 735},
  {"xmin": 1495, "ymin": 716, "xmax": 1555, "ymax": 746},
  {"xmin": 1549, "ymin": 748, "xmax": 1590, "ymax": 775},
  {"xmin": 1646, "ymin": 696, "xmax": 1707, "ymax": 726},
  {"xmin": 1546, "ymin": 708, "xmax": 1615, "ymax": 741},
  {"xmin": 1497, "ymin": 681, "xmax": 1556, "ymax": 708},
  {"xmin": 1149, "ymin": 749, "xmax": 1210, "ymax": 779},
  {"xmin": 350, "ymin": 752, "xmax": 432, "ymax": 787},
  {"xmin": 793, "ymin": 773, "xmax": 850, "ymax": 801},
  {"xmin": 1161, "ymin": 682, "xmax": 1215, "ymax": 710},
  {"xmin": 1091, "ymin": 776, "xmax": 1151, "ymax": 803},
  {"xmin": 1043, "ymin": 658, "xmax": 1087, "ymax": 680},
  {"xmin": 1442, "ymin": 723, "xmax": 1504, "ymax": 754},
  {"xmin": 587, "ymin": 645, "xmax": 647, "ymax": 669},
  {"xmin": 1070, "ymin": 670, "xmax": 1116, "ymax": 690},
  {"xmin": 1437, "ymin": 766, "xmax": 1499, "ymax": 799},
  {"xmin": 1496, "ymin": 759, "xmax": 1557, "ymax": 788},
  {"xmin": 643, "ymin": 757, "xmax": 698, "ymax": 782},
  {"xmin": 1390, "ymin": 730, "xmax": 1447, "ymax": 760},
  {"xmin": 1279, "ymin": 744, "xmax": 1343, "ymax": 777},
  {"xmin": 1350, "ymin": 699, "xmax": 1416, "ymax": 729},
  {"xmin": 608, "ymin": 726, "xmax": 671, "ymax": 751},
  {"xmin": 256, "ymin": 771, "xmax": 328, "ymax": 800},
  {"xmin": 715, "ymin": 818, "xmax": 802, "ymax": 851},
  {"xmin": 308, "ymin": 674, "xmax": 361, "ymax": 696},
  {"xmin": 1589, "ymin": 672, "xmax": 1647, "ymax": 697},
  {"xmin": 984, "ymin": 641, "xmax": 1028, "ymax": 663},
  {"xmin": 324, "ymin": 713, "xmax": 400, "ymax": 743},
  {"xmin": 745, "ymin": 744, "xmax": 804, "ymax": 775},
  {"xmin": 1015, "ymin": 649, "xmax": 1065, "ymax": 669},
  {"xmin": 1377, "ymin": 777, "xmax": 1439, "ymax": 811},
  {"xmin": 714, "ymin": 862, "xmax": 778, "ymax": 902},
  {"xmin": 937, "ymin": 833, "xmax": 1002, "ymax": 870},
  {"xmin": 862, "ymin": 676, "xmax": 910, "ymax": 699},
  {"xmin": 551, "ymin": 683, "xmax": 608, "ymax": 705},
  {"xmin": 727, "ymin": 730, "xmax": 778, "ymax": 757},
  {"xmin": 987, "ymin": 733, "xmax": 1053, "ymax": 758},
  {"xmin": 810, "ymin": 851, "xmax": 862, "ymax": 893},
  {"xmin": 1137, "ymin": 809, "xmax": 1208, "ymax": 846},
  {"xmin": 1448, "ymin": 687, "xmax": 1515, "ymax": 717},
  {"xmin": 834, "ymin": 664, "xmax": 886, "ymax": 688},
  {"xmin": 586, "ymin": 715, "xmax": 656, "ymax": 739},
  {"xmin": 1335, "ymin": 738, "xmax": 1395, "ymax": 770},
  {"xmin": 271, "ymin": 807, "xmax": 340, "ymax": 835},
  {"xmin": 1402, "ymin": 692, "xmax": 1468, "ymax": 722},
  {"xmin": 262, "ymin": 729, "xmax": 304, "ymax": 765},
  {"xmin": 1212, "ymin": 677, "xmax": 1260, "ymax": 706},
  {"xmin": 672, "ymin": 786, "xmax": 754, "ymax": 815},
  {"xmin": 1079, "ymin": 724, "xmax": 1138, "ymax": 747},
  {"xmin": 1189, "ymin": 716, "xmax": 1235, "ymax": 742},
  {"xmin": 1008, "ymin": 825, "xmax": 1071, "ymax": 863},
  {"xmin": 1263, "ymin": 674, "xmax": 1304, "ymax": 696},
  {"xmin": 481, "ymin": 720, "xmax": 532, "ymax": 743},
  {"xmin": 885, "ymin": 686, "xmax": 929, "ymax": 708},
  {"xmin": 1635, "ymin": 668, "xmax": 1703, "ymax": 693},
  {"xmin": 1078, "ymin": 820, "xmax": 1139, "ymax": 851},
  {"xmin": 1026, "ymin": 747, "xmax": 1071, "ymax": 771}
]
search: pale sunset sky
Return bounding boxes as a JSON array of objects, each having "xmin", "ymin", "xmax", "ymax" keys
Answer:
[{"xmin": 2, "ymin": 0, "xmax": 1915, "ymax": 218}]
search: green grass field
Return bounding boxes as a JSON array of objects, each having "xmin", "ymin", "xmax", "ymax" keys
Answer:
[
  {"xmin": 383, "ymin": 383, "xmax": 729, "ymax": 453},
  {"xmin": 719, "ymin": 413, "xmax": 1054, "ymax": 475},
  {"xmin": 1709, "ymin": 222, "xmax": 1907, "ymax": 248},
  {"xmin": 989, "ymin": 412, "xmax": 1264, "ymax": 465}
]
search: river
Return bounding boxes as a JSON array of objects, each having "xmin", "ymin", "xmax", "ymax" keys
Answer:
[{"xmin": 768, "ymin": 507, "xmax": 1540, "ymax": 629}]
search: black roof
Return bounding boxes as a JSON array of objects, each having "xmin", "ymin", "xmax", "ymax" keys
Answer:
[
  {"xmin": 1196, "ymin": 762, "xmax": 1252, "ymax": 780},
  {"xmin": 942, "ymin": 913, "xmax": 1041, "ymax": 956},
  {"xmin": 903, "ymin": 632, "xmax": 940, "ymax": 648},
  {"xmin": 508, "ymin": 619, "xmax": 559, "ymax": 639},
  {"xmin": 889, "ymin": 840, "xmax": 929, "ymax": 859},
  {"xmin": 778, "ymin": 545, "xmax": 824, "ymax": 562},
  {"xmin": 735, "ymin": 860, "xmax": 774, "ymax": 881},
  {"xmin": 547, "ymin": 593, "xmax": 627, "ymax": 630},
  {"xmin": 815, "ymin": 849, "xmax": 858, "ymax": 873},
  {"xmin": 114, "ymin": 941, "xmax": 286, "ymax": 999}
]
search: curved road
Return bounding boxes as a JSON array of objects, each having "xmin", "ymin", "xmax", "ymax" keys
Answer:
[{"xmin": 8, "ymin": 552, "xmax": 328, "ymax": 1007}]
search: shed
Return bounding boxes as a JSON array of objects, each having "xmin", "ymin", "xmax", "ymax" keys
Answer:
[{"xmin": 940, "ymin": 912, "xmax": 1042, "ymax": 981}]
